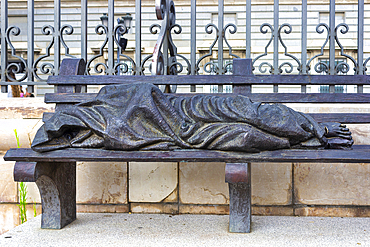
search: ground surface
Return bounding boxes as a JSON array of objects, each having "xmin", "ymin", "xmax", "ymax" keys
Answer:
[{"xmin": 1, "ymin": 213, "xmax": 369, "ymax": 246}]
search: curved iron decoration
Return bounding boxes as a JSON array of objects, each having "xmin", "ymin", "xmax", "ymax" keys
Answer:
[
  {"xmin": 196, "ymin": 22, "xmax": 239, "ymax": 75},
  {"xmin": 60, "ymin": 24, "xmax": 76, "ymax": 58},
  {"xmin": 252, "ymin": 23, "xmax": 274, "ymax": 74},
  {"xmin": 114, "ymin": 23, "xmax": 137, "ymax": 75},
  {"xmin": 196, "ymin": 23, "xmax": 219, "ymax": 74},
  {"xmin": 223, "ymin": 23, "xmax": 238, "ymax": 58},
  {"xmin": 168, "ymin": 24, "xmax": 191, "ymax": 75},
  {"xmin": 306, "ymin": 23, "xmax": 330, "ymax": 74},
  {"xmin": 140, "ymin": 24, "xmax": 161, "ymax": 75},
  {"xmin": 278, "ymin": 23, "xmax": 301, "ymax": 74},
  {"xmin": 33, "ymin": 25, "xmax": 56, "ymax": 81},
  {"xmin": 5, "ymin": 26, "xmax": 28, "ymax": 82},
  {"xmin": 363, "ymin": 56, "xmax": 370, "ymax": 74},
  {"xmin": 151, "ymin": 0, "xmax": 193, "ymax": 92},
  {"xmin": 86, "ymin": 25, "xmax": 108, "ymax": 75},
  {"xmin": 334, "ymin": 23, "xmax": 357, "ymax": 74}
]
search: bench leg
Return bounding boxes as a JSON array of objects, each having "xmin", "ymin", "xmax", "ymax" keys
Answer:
[
  {"xmin": 14, "ymin": 161, "xmax": 76, "ymax": 229},
  {"xmin": 225, "ymin": 163, "xmax": 251, "ymax": 233}
]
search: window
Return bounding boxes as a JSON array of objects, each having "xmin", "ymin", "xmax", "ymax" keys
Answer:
[
  {"xmin": 209, "ymin": 59, "xmax": 233, "ymax": 93},
  {"xmin": 318, "ymin": 59, "xmax": 346, "ymax": 93}
]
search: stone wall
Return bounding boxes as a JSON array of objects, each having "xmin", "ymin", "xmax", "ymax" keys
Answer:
[{"xmin": 1, "ymin": 99, "xmax": 370, "ymax": 234}]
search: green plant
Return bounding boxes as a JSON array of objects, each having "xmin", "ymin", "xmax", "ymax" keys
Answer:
[
  {"xmin": 18, "ymin": 182, "xmax": 27, "ymax": 224},
  {"xmin": 33, "ymin": 202, "xmax": 37, "ymax": 217},
  {"xmin": 14, "ymin": 129, "xmax": 28, "ymax": 224}
]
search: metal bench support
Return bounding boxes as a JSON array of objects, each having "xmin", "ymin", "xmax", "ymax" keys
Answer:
[
  {"xmin": 14, "ymin": 161, "xmax": 76, "ymax": 229},
  {"xmin": 225, "ymin": 163, "xmax": 251, "ymax": 233}
]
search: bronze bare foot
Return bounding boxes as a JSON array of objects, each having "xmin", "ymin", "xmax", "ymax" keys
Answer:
[
  {"xmin": 320, "ymin": 122, "xmax": 353, "ymax": 149},
  {"xmin": 321, "ymin": 122, "xmax": 352, "ymax": 139}
]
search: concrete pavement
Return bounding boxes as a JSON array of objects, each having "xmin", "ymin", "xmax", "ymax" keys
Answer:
[{"xmin": 1, "ymin": 213, "xmax": 369, "ymax": 247}]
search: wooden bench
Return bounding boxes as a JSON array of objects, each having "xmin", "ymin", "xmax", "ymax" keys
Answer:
[{"xmin": 4, "ymin": 58, "xmax": 370, "ymax": 233}]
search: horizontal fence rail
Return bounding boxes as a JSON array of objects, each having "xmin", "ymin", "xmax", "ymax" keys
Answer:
[{"xmin": 0, "ymin": 0, "xmax": 369, "ymax": 95}]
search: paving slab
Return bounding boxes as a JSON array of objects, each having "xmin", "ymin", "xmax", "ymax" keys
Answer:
[{"xmin": 1, "ymin": 213, "xmax": 370, "ymax": 247}]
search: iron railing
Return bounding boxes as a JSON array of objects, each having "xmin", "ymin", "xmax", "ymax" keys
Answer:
[{"xmin": 0, "ymin": 0, "xmax": 368, "ymax": 94}]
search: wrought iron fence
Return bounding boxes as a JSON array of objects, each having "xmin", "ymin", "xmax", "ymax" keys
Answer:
[{"xmin": 0, "ymin": 0, "xmax": 368, "ymax": 94}]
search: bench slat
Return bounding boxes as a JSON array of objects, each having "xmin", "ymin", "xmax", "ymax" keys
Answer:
[
  {"xmin": 4, "ymin": 146, "xmax": 370, "ymax": 163},
  {"xmin": 47, "ymin": 75, "xmax": 370, "ymax": 86},
  {"xmin": 45, "ymin": 93, "xmax": 370, "ymax": 104}
]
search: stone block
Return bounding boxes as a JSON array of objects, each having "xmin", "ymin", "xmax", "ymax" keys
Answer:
[
  {"xmin": 295, "ymin": 206, "xmax": 370, "ymax": 217},
  {"xmin": 0, "ymin": 98, "xmax": 53, "ymax": 119},
  {"xmin": 179, "ymin": 162, "xmax": 229, "ymax": 205},
  {"xmin": 0, "ymin": 154, "xmax": 17, "ymax": 203},
  {"xmin": 252, "ymin": 206, "xmax": 294, "ymax": 216},
  {"xmin": 25, "ymin": 182, "xmax": 41, "ymax": 204},
  {"xmin": 77, "ymin": 204, "xmax": 129, "ymax": 213},
  {"xmin": 294, "ymin": 163, "xmax": 370, "ymax": 205},
  {"xmin": 0, "ymin": 119, "xmax": 43, "ymax": 151},
  {"xmin": 77, "ymin": 162, "xmax": 128, "ymax": 204},
  {"xmin": 251, "ymin": 163, "xmax": 292, "ymax": 205},
  {"xmin": 0, "ymin": 204, "xmax": 19, "ymax": 235},
  {"xmin": 347, "ymin": 124, "xmax": 370, "ymax": 145},
  {"xmin": 25, "ymin": 203, "xmax": 42, "ymax": 220},
  {"xmin": 129, "ymin": 162, "xmax": 177, "ymax": 203},
  {"xmin": 131, "ymin": 203, "xmax": 178, "ymax": 214},
  {"xmin": 179, "ymin": 162, "xmax": 292, "ymax": 206},
  {"xmin": 179, "ymin": 205, "xmax": 229, "ymax": 215}
]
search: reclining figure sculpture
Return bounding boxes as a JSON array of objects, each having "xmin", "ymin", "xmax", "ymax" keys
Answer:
[{"xmin": 32, "ymin": 82, "xmax": 353, "ymax": 152}]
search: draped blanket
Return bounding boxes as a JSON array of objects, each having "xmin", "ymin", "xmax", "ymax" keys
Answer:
[{"xmin": 32, "ymin": 82, "xmax": 326, "ymax": 152}]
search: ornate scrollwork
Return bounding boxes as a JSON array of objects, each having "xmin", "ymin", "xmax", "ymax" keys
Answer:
[
  {"xmin": 5, "ymin": 26, "xmax": 28, "ymax": 82},
  {"xmin": 363, "ymin": 57, "xmax": 370, "ymax": 74},
  {"xmin": 32, "ymin": 24, "xmax": 75, "ymax": 80},
  {"xmin": 114, "ymin": 23, "xmax": 136, "ymax": 75},
  {"xmin": 314, "ymin": 61, "xmax": 329, "ymax": 74},
  {"xmin": 151, "ymin": 0, "xmax": 193, "ymax": 92},
  {"xmin": 33, "ymin": 25, "xmax": 55, "ymax": 81},
  {"xmin": 253, "ymin": 23, "xmax": 301, "ymax": 74},
  {"xmin": 196, "ymin": 21, "xmax": 239, "ymax": 75},
  {"xmin": 196, "ymin": 23, "xmax": 219, "ymax": 74},
  {"xmin": 60, "ymin": 24, "xmax": 75, "ymax": 58},
  {"xmin": 306, "ymin": 23, "xmax": 329, "ymax": 74},
  {"xmin": 252, "ymin": 23, "xmax": 274, "ymax": 73},
  {"xmin": 258, "ymin": 62, "xmax": 273, "ymax": 74},
  {"xmin": 223, "ymin": 23, "xmax": 240, "ymax": 60},
  {"xmin": 86, "ymin": 24, "xmax": 108, "ymax": 75},
  {"xmin": 307, "ymin": 23, "xmax": 356, "ymax": 75},
  {"xmin": 278, "ymin": 23, "xmax": 300, "ymax": 74},
  {"xmin": 334, "ymin": 23, "xmax": 357, "ymax": 74}
]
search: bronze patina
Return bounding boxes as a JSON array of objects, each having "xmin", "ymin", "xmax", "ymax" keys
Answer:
[{"xmin": 32, "ymin": 82, "xmax": 353, "ymax": 152}]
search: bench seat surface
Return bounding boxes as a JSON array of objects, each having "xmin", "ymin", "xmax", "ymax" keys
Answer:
[{"xmin": 4, "ymin": 146, "xmax": 370, "ymax": 163}]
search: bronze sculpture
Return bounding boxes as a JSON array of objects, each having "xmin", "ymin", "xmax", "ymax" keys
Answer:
[{"xmin": 32, "ymin": 82, "xmax": 353, "ymax": 152}]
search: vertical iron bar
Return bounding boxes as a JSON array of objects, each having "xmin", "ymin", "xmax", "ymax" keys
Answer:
[
  {"xmin": 163, "ymin": 21, "xmax": 169, "ymax": 76},
  {"xmin": 357, "ymin": 0, "xmax": 364, "ymax": 93},
  {"xmin": 54, "ymin": 0, "xmax": 61, "ymax": 75},
  {"xmin": 190, "ymin": 0, "xmax": 196, "ymax": 91},
  {"xmin": 27, "ymin": 0, "xmax": 35, "ymax": 93},
  {"xmin": 301, "ymin": 0, "xmax": 307, "ymax": 93},
  {"xmin": 273, "ymin": 0, "xmax": 279, "ymax": 92},
  {"xmin": 246, "ymin": 0, "xmax": 251, "ymax": 59},
  {"xmin": 135, "ymin": 0, "xmax": 142, "ymax": 75},
  {"xmin": 218, "ymin": 0, "xmax": 224, "ymax": 93},
  {"xmin": 108, "ymin": 0, "xmax": 115, "ymax": 75},
  {"xmin": 329, "ymin": 0, "xmax": 335, "ymax": 95},
  {"xmin": 81, "ymin": 0, "xmax": 88, "ymax": 64},
  {"xmin": 1, "ymin": 0, "xmax": 8, "ymax": 93}
]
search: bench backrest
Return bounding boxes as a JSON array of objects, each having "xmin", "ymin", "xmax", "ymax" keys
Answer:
[{"xmin": 45, "ymin": 58, "xmax": 370, "ymax": 124}]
